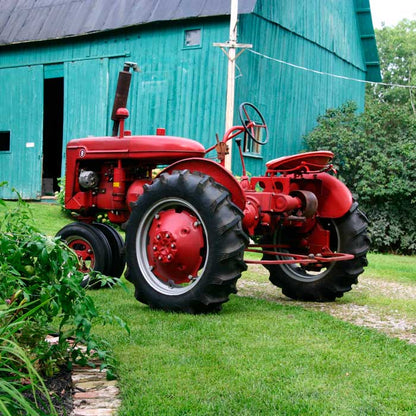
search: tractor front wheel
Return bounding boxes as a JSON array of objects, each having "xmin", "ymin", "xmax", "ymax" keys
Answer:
[
  {"xmin": 125, "ymin": 170, "xmax": 248, "ymax": 313},
  {"xmin": 93, "ymin": 222, "xmax": 125, "ymax": 279},
  {"xmin": 263, "ymin": 202, "xmax": 369, "ymax": 301},
  {"xmin": 56, "ymin": 222, "xmax": 113, "ymax": 287}
]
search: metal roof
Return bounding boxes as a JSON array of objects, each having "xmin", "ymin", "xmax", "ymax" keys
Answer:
[{"xmin": 0, "ymin": 0, "xmax": 257, "ymax": 46}]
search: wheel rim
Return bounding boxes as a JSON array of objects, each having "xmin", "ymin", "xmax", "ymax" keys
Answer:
[
  {"xmin": 66, "ymin": 236, "xmax": 96, "ymax": 272},
  {"xmin": 136, "ymin": 197, "xmax": 208, "ymax": 296},
  {"xmin": 275, "ymin": 219, "xmax": 340, "ymax": 282}
]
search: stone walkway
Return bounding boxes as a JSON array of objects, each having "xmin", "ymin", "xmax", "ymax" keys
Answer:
[
  {"xmin": 70, "ymin": 363, "xmax": 121, "ymax": 416},
  {"xmin": 46, "ymin": 335, "xmax": 121, "ymax": 416}
]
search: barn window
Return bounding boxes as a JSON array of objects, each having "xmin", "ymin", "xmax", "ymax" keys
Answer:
[
  {"xmin": 184, "ymin": 29, "xmax": 201, "ymax": 48},
  {"xmin": 243, "ymin": 127, "xmax": 263, "ymax": 156},
  {"xmin": 0, "ymin": 131, "xmax": 10, "ymax": 152}
]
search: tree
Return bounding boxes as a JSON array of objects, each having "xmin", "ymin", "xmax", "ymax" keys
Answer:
[
  {"xmin": 373, "ymin": 19, "xmax": 416, "ymax": 114},
  {"xmin": 304, "ymin": 19, "xmax": 416, "ymax": 253},
  {"xmin": 304, "ymin": 100, "xmax": 416, "ymax": 254}
]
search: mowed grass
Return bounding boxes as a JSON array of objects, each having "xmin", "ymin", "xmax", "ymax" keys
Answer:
[
  {"xmin": 365, "ymin": 253, "xmax": 416, "ymax": 283},
  {"xmin": 90, "ymin": 287, "xmax": 416, "ymax": 416},
  {"xmin": 2, "ymin": 201, "xmax": 416, "ymax": 415},
  {"xmin": 1, "ymin": 200, "xmax": 70, "ymax": 236}
]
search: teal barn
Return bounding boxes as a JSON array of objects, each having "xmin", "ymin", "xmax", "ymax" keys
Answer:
[{"xmin": 0, "ymin": 0, "xmax": 380, "ymax": 199}]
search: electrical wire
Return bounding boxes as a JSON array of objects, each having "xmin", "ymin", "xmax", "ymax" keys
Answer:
[{"xmin": 248, "ymin": 49, "xmax": 416, "ymax": 90}]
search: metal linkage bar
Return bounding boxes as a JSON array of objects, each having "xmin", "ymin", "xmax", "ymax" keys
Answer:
[{"xmin": 244, "ymin": 244, "xmax": 354, "ymax": 265}]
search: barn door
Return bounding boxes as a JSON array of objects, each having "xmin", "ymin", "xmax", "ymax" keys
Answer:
[
  {"xmin": 63, "ymin": 59, "xmax": 109, "ymax": 157},
  {"xmin": 0, "ymin": 65, "xmax": 44, "ymax": 199}
]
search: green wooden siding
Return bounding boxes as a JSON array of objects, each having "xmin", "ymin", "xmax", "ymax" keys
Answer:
[
  {"xmin": 64, "ymin": 59, "xmax": 110, "ymax": 143},
  {"xmin": 0, "ymin": 19, "xmax": 229, "ymax": 145},
  {"xmin": 0, "ymin": 19, "xmax": 229, "ymax": 199},
  {"xmin": 0, "ymin": 1, "xmax": 375, "ymax": 198},
  {"xmin": 0, "ymin": 65, "xmax": 43, "ymax": 199},
  {"xmin": 233, "ymin": 5, "xmax": 367, "ymax": 176},
  {"xmin": 253, "ymin": 0, "xmax": 366, "ymax": 71}
]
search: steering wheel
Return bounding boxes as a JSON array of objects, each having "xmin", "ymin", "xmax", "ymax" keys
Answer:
[{"xmin": 238, "ymin": 102, "xmax": 269, "ymax": 145}]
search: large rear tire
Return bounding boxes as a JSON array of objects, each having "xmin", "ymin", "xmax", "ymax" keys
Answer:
[
  {"xmin": 263, "ymin": 202, "xmax": 369, "ymax": 301},
  {"xmin": 125, "ymin": 170, "xmax": 248, "ymax": 313}
]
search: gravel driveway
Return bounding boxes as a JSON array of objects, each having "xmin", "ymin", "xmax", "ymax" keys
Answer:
[{"xmin": 238, "ymin": 265, "xmax": 416, "ymax": 344}]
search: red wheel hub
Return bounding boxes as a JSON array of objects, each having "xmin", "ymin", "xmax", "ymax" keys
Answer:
[
  {"xmin": 68, "ymin": 239, "xmax": 95, "ymax": 272},
  {"xmin": 146, "ymin": 208, "xmax": 205, "ymax": 284}
]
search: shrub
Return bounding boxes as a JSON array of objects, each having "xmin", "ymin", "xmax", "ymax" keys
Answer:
[
  {"xmin": 0, "ymin": 185, "xmax": 129, "ymax": 415},
  {"xmin": 304, "ymin": 100, "xmax": 416, "ymax": 254}
]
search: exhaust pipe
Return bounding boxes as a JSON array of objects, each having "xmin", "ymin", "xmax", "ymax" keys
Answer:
[{"xmin": 111, "ymin": 62, "xmax": 139, "ymax": 136}]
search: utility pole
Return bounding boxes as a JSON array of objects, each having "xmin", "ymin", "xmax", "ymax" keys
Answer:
[{"xmin": 214, "ymin": 0, "xmax": 252, "ymax": 171}]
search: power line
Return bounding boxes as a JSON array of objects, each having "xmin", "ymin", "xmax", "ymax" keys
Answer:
[{"xmin": 248, "ymin": 49, "xmax": 416, "ymax": 90}]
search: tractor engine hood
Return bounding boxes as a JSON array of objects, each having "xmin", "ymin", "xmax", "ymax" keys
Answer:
[{"xmin": 66, "ymin": 135, "xmax": 206, "ymax": 163}]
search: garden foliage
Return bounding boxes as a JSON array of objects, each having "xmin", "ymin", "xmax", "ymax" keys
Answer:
[
  {"xmin": 304, "ymin": 100, "xmax": 416, "ymax": 254},
  {"xmin": 0, "ymin": 186, "xmax": 128, "ymax": 414}
]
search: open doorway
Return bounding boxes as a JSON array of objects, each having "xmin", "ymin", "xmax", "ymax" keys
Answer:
[{"xmin": 42, "ymin": 77, "xmax": 64, "ymax": 195}]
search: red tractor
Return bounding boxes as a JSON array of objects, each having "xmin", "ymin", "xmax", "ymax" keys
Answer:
[{"xmin": 57, "ymin": 63, "xmax": 369, "ymax": 313}]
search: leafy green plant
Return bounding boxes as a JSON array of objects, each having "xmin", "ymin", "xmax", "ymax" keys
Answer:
[
  {"xmin": 0, "ymin": 305, "xmax": 58, "ymax": 416},
  {"xmin": 304, "ymin": 100, "xmax": 416, "ymax": 254},
  {"xmin": 0, "ymin": 185, "xmax": 129, "ymax": 379}
]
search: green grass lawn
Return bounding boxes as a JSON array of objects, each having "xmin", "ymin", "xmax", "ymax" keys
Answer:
[
  {"xmin": 2, "ymin": 201, "xmax": 416, "ymax": 415},
  {"xmin": 365, "ymin": 252, "xmax": 416, "ymax": 283},
  {"xmin": 90, "ymin": 286, "xmax": 416, "ymax": 416}
]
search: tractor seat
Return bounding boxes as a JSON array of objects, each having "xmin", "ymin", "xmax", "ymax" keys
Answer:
[{"xmin": 266, "ymin": 151, "xmax": 334, "ymax": 174}]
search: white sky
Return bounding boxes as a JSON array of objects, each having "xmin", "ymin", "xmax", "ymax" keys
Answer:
[{"xmin": 369, "ymin": 0, "xmax": 416, "ymax": 28}]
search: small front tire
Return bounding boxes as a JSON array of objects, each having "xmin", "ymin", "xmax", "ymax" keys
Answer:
[
  {"xmin": 56, "ymin": 222, "xmax": 112, "ymax": 287},
  {"xmin": 93, "ymin": 223, "xmax": 125, "ymax": 279}
]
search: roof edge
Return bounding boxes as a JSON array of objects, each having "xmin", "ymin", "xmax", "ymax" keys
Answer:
[{"xmin": 354, "ymin": 0, "xmax": 382, "ymax": 82}]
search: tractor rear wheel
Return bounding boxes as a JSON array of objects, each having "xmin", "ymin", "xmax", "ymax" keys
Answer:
[
  {"xmin": 125, "ymin": 170, "xmax": 248, "ymax": 313},
  {"xmin": 263, "ymin": 202, "xmax": 369, "ymax": 301},
  {"xmin": 56, "ymin": 222, "xmax": 112, "ymax": 287}
]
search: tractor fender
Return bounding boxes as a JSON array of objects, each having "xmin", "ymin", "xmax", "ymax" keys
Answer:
[
  {"xmin": 157, "ymin": 158, "xmax": 246, "ymax": 211},
  {"xmin": 302, "ymin": 172, "xmax": 353, "ymax": 218}
]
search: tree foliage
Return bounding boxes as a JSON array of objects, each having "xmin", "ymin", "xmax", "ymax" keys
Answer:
[
  {"xmin": 304, "ymin": 100, "xmax": 416, "ymax": 254},
  {"xmin": 372, "ymin": 19, "xmax": 416, "ymax": 113},
  {"xmin": 304, "ymin": 18, "xmax": 416, "ymax": 254}
]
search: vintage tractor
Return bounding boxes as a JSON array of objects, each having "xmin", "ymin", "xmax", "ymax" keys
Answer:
[{"xmin": 56, "ymin": 63, "xmax": 369, "ymax": 313}]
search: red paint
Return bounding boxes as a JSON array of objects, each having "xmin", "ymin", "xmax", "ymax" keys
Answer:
[
  {"xmin": 158, "ymin": 158, "xmax": 246, "ymax": 211},
  {"xmin": 67, "ymin": 239, "xmax": 95, "ymax": 272},
  {"xmin": 146, "ymin": 208, "xmax": 204, "ymax": 284},
  {"xmin": 266, "ymin": 150, "xmax": 334, "ymax": 173}
]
